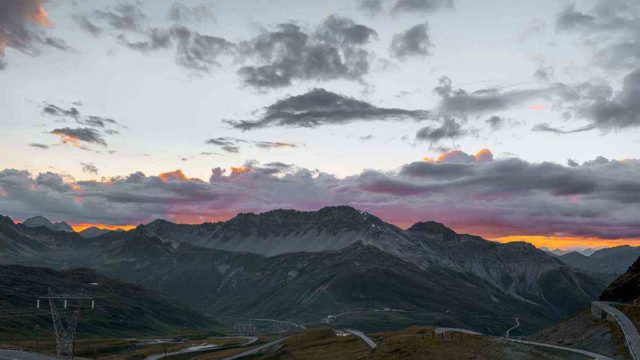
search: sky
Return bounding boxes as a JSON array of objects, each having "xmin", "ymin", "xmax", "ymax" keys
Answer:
[{"xmin": 1, "ymin": 0, "xmax": 640, "ymax": 250}]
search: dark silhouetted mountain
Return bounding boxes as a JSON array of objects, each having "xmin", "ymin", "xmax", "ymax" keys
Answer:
[
  {"xmin": 600, "ymin": 256, "xmax": 640, "ymax": 303},
  {"xmin": 0, "ymin": 264, "xmax": 214, "ymax": 337},
  {"xmin": 559, "ymin": 245, "xmax": 640, "ymax": 275},
  {"xmin": 22, "ymin": 215, "xmax": 74, "ymax": 233},
  {"xmin": 78, "ymin": 226, "xmax": 113, "ymax": 238},
  {"xmin": 0, "ymin": 206, "xmax": 610, "ymax": 334}
]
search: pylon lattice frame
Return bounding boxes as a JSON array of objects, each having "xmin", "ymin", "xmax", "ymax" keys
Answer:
[{"xmin": 38, "ymin": 291, "xmax": 93, "ymax": 358}]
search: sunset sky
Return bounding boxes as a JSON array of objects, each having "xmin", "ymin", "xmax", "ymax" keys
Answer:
[{"xmin": 1, "ymin": 0, "xmax": 640, "ymax": 250}]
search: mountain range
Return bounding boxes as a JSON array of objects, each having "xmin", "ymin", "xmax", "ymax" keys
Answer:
[
  {"xmin": 558, "ymin": 246, "xmax": 640, "ymax": 275},
  {"xmin": 0, "ymin": 206, "xmax": 619, "ymax": 334}
]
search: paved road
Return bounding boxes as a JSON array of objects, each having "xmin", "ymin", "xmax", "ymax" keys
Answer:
[
  {"xmin": 593, "ymin": 301, "xmax": 640, "ymax": 360},
  {"xmin": 0, "ymin": 350, "xmax": 58, "ymax": 360},
  {"xmin": 344, "ymin": 329, "xmax": 377, "ymax": 349},
  {"xmin": 220, "ymin": 337, "xmax": 288, "ymax": 360},
  {"xmin": 435, "ymin": 327, "xmax": 612, "ymax": 360},
  {"xmin": 144, "ymin": 336, "xmax": 258, "ymax": 360},
  {"xmin": 435, "ymin": 327, "xmax": 482, "ymax": 336},
  {"xmin": 505, "ymin": 317, "xmax": 520, "ymax": 338}
]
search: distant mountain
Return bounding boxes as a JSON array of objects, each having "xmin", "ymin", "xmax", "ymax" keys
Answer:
[
  {"xmin": 22, "ymin": 215, "xmax": 74, "ymax": 233},
  {"xmin": 559, "ymin": 246, "xmax": 640, "ymax": 275},
  {"xmin": 79, "ymin": 226, "xmax": 112, "ymax": 238},
  {"xmin": 0, "ymin": 264, "xmax": 214, "ymax": 337},
  {"xmin": 0, "ymin": 207, "xmax": 610, "ymax": 334},
  {"xmin": 600, "ymin": 256, "xmax": 640, "ymax": 303}
]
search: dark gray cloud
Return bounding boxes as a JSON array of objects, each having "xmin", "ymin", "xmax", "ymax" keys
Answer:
[
  {"xmin": 390, "ymin": 23, "xmax": 432, "ymax": 59},
  {"xmin": 81, "ymin": 163, "xmax": 98, "ymax": 175},
  {"xmin": 43, "ymin": 104, "xmax": 80, "ymax": 119},
  {"xmin": 93, "ymin": 2, "xmax": 145, "ymax": 32},
  {"xmin": 435, "ymin": 76, "xmax": 556, "ymax": 115},
  {"xmin": 42, "ymin": 103, "xmax": 120, "ymax": 129},
  {"xmin": 415, "ymin": 116, "xmax": 465, "ymax": 144},
  {"xmin": 486, "ymin": 115, "xmax": 507, "ymax": 130},
  {"xmin": 532, "ymin": 122, "xmax": 595, "ymax": 134},
  {"xmin": 168, "ymin": 3, "xmax": 215, "ymax": 23},
  {"xmin": 358, "ymin": 0, "xmax": 383, "ymax": 15},
  {"xmin": 50, "ymin": 128, "xmax": 108, "ymax": 147},
  {"xmin": 391, "ymin": 0, "xmax": 454, "ymax": 14},
  {"xmin": 119, "ymin": 25, "xmax": 235, "ymax": 71},
  {"xmin": 254, "ymin": 141, "xmax": 297, "ymax": 149},
  {"xmin": 3, "ymin": 153, "xmax": 640, "ymax": 239},
  {"xmin": 205, "ymin": 137, "xmax": 245, "ymax": 153},
  {"xmin": 555, "ymin": 0, "xmax": 640, "ymax": 70},
  {"xmin": 28, "ymin": 143, "xmax": 49, "ymax": 149},
  {"xmin": 578, "ymin": 68, "xmax": 640, "ymax": 130},
  {"xmin": 205, "ymin": 137, "xmax": 298, "ymax": 152},
  {"xmin": 73, "ymin": 14, "xmax": 102, "ymax": 36},
  {"xmin": 225, "ymin": 88, "xmax": 430, "ymax": 130},
  {"xmin": 237, "ymin": 16, "xmax": 377, "ymax": 88}
]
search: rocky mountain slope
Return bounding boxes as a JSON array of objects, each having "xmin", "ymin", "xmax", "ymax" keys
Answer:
[
  {"xmin": 0, "ymin": 207, "xmax": 610, "ymax": 334},
  {"xmin": 22, "ymin": 216, "xmax": 73, "ymax": 232},
  {"xmin": 600, "ymin": 255, "xmax": 640, "ymax": 302},
  {"xmin": 559, "ymin": 246, "xmax": 640, "ymax": 275},
  {"xmin": 0, "ymin": 264, "xmax": 214, "ymax": 337}
]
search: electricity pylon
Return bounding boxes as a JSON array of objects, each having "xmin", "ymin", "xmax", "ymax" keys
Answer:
[{"xmin": 37, "ymin": 290, "xmax": 94, "ymax": 358}]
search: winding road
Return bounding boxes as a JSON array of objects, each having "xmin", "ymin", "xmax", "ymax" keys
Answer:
[
  {"xmin": 144, "ymin": 336, "xmax": 258, "ymax": 360},
  {"xmin": 344, "ymin": 329, "xmax": 377, "ymax": 349},
  {"xmin": 435, "ymin": 327, "xmax": 613, "ymax": 360},
  {"xmin": 220, "ymin": 337, "xmax": 288, "ymax": 360},
  {"xmin": 592, "ymin": 301, "xmax": 640, "ymax": 360}
]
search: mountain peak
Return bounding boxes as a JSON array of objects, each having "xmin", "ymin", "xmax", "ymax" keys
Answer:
[
  {"xmin": 407, "ymin": 221, "xmax": 457, "ymax": 240},
  {"xmin": 22, "ymin": 216, "xmax": 74, "ymax": 232},
  {"xmin": 0, "ymin": 215, "xmax": 14, "ymax": 225}
]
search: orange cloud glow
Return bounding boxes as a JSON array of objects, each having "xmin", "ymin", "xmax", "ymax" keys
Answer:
[
  {"xmin": 530, "ymin": 103, "xmax": 547, "ymax": 111},
  {"xmin": 51, "ymin": 131, "xmax": 82, "ymax": 148},
  {"xmin": 474, "ymin": 148, "xmax": 493, "ymax": 162},
  {"xmin": 31, "ymin": 5, "xmax": 50, "ymax": 27},
  {"xmin": 230, "ymin": 166, "xmax": 251, "ymax": 175},
  {"xmin": 70, "ymin": 223, "xmax": 136, "ymax": 233},
  {"xmin": 158, "ymin": 170, "xmax": 188, "ymax": 182},
  {"xmin": 494, "ymin": 235, "xmax": 640, "ymax": 250},
  {"xmin": 424, "ymin": 149, "xmax": 494, "ymax": 163}
]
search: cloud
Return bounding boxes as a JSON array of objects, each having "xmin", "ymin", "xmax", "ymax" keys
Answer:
[
  {"xmin": 50, "ymin": 128, "xmax": 107, "ymax": 147},
  {"xmin": 358, "ymin": 0, "xmax": 384, "ymax": 15},
  {"xmin": 29, "ymin": 143, "xmax": 49, "ymax": 149},
  {"xmin": 168, "ymin": 3, "xmax": 215, "ymax": 23},
  {"xmin": 205, "ymin": 137, "xmax": 244, "ymax": 153},
  {"xmin": 237, "ymin": 15, "xmax": 377, "ymax": 88},
  {"xmin": 93, "ymin": 2, "xmax": 145, "ymax": 32},
  {"xmin": 391, "ymin": 0, "xmax": 454, "ymax": 14},
  {"xmin": 225, "ymin": 88, "xmax": 430, "ymax": 130},
  {"xmin": 532, "ymin": 122, "xmax": 596, "ymax": 134},
  {"xmin": 434, "ymin": 76, "xmax": 557, "ymax": 116},
  {"xmin": 486, "ymin": 115, "xmax": 508, "ymax": 131},
  {"xmin": 390, "ymin": 23, "xmax": 432, "ymax": 59},
  {"xmin": 254, "ymin": 141, "xmax": 297, "ymax": 149},
  {"xmin": 205, "ymin": 137, "xmax": 298, "ymax": 152},
  {"xmin": 415, "ymin": 116, "xmax": 465, "ymax": 144},
  {"xmin": 0, "ymin": 0, "xmax": 70, "ymax": 69},
  {"xmin": 81, "ymin": 163, "xmax": 98, "ymax": 175},
  {"xmin": 4, "ymin": 152, "xmax": 640, "ymax": 240},
  {"xmin": 42, "ymin": 103, "xmax": 120, "ymax": 128},
  {"xmin": 73, "ymin": 14, "xmax": 102, "ymax": 36},
  {"xmin": 555, "ymin": 0, "xmax": 640, "ymax": 70},
  {"xmin": 578, "ymin": 68, "xmax": 640, "ymax": 130},
  {"xmin": 119, "ymin": 25, "xmax": 235, "ymax": 72}
]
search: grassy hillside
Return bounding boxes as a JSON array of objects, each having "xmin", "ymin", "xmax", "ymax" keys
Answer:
[{"xmin": 0, "ymin": 265, "xmax": 217, "ymax": 339}]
